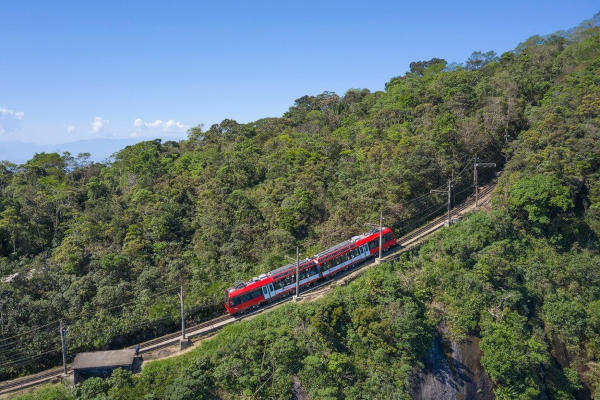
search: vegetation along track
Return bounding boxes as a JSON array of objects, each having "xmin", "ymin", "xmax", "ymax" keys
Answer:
[{"xmin": 0, "ymin": 180, "xmax": 496, "ymax": 396}]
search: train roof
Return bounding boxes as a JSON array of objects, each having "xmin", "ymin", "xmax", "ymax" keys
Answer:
[
  {"xmin": 226, "ymin": 258, "xmax": 313, "ymax": 294},
  {"xmin": 226, "ymin": 227, "xmax": 394, "ymax": 294},
  {"xmin": 315, "ymin": 239, "xmax": 353, "ymax": 258},
  {"xmin": 315, "ymin": 227, "xmax": 391, "ymax": 259},
  {"xmin": 226, "ymin": 275, "xmax": 271, "ymax": 296},
  {"xmin": 268, "ymin": 258, "xmax": 313, "ymax": 277}
]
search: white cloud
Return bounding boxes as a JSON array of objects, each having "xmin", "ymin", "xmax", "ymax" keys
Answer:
[
  {"xmin": 131, "ymin": 118, "xmax": 187, "ymax": 137},
  {"xmin": 164, "ymin": 120, "xmax": 186, "ymax": 129},
  {"xmin": 66, "ymin": 124, "xmax": 75, "ymax": 134},
  {"xmin": 91, "ymin": 116, "xmax": 109, "ymax": 133},
  {"xmin": 0, "ymin": 107, "xmax": 25, "ymax": 135},
  {"xmin": 0, "ymin": 108, "xmax": 24, "ymax": 120}
]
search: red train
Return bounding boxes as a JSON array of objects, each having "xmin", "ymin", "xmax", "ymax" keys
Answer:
[{"xmin": 224, "ymin": 227, "xmax": 397, "ymax": 314}]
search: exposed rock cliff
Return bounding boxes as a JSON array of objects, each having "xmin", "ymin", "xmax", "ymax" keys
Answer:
[{"xmin": 411, "ymin": 333, "xmax": 494, "ymax": 400}]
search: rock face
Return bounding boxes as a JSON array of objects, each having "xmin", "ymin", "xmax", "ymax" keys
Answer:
[{"xmin": 411, "ymin": 333, "xmax": 495, "ymax": 400}]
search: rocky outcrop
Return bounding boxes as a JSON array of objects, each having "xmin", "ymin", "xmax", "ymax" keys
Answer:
[{"xmin": 411, "ymin": 333, "xmax": 494, "ymax": 400}]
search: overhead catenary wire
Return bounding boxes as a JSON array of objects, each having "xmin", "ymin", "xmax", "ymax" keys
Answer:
[
  {"xmin": 392, "ymin": 156, "xmax": 474, "ymax": 211},
  {"xmin": 0, "ymin": 335, "xmax": 60, "ymax": 359},
  {"xmin": 396, "ymin": 162, "xmax": 490, "ymax": 234},
  {"xmin": 0, "ymin": 347, "xmax": 62, "ymax": 369},
  {"xmin": 0, "ymin": 332, "xmax": 61, "ymax": 360},
  {"xmin": 0, "ymin": 285, "xmax": 185, "ymax": 361},
  {"xmin": 403, "ymin": 202, "xmax": 448, "ymax": 228},
  {"xmin": 0, "ymin": 320, "xmax": 60, "ymax": 348},
  {"xmin": 62, "ymin": 283, "xmax": 182, "ymax": 326}
]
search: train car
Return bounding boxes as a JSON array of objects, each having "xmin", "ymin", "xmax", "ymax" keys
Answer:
[
  {"xmin": 316, "ymin": 227, "xmax": 397, "ymax": 278},
  {"xmin": 315, "ymin": 238, "xmax": 363, "ymax": 279},
  {"xmin": 224, "ymin": 227, "xmax": 397, "ymax": 315},
  {"xmin": 224, "ymin": 258, "xmax": 319, "ymax": 314},
  {"xmin": 354, "ymin": 226, "xmax": 397, "ymax": 257}
]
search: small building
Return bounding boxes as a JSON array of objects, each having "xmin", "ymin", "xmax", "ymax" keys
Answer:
[{"xmin": 72, "ymin": 349, "xmax": 137, "ymax": 384}]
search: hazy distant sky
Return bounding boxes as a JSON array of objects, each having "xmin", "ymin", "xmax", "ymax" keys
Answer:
[{"xmin": 0, "ymin": 0, "xmax": 597, "ymax": 144}]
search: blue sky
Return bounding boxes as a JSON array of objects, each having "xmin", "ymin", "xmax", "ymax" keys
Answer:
[{"xmin": 0, "ymin": 1, "xmax": 598, "ymax": 144}]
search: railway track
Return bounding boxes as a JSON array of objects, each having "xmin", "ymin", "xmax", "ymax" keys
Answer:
[
  {"xmin": 0, "ymin": 367, "xmax": 66, "ymax": 396},
  {"xmin": 0, "ymin": 180, "xmax": 495, "ymax": 397},
  {"xmin": 397, "ymin": 184, "xmax": 495, "ymax": 246}
]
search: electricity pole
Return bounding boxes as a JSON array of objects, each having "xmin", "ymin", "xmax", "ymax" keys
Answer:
[
  {"xmin": 473, "ymin": 156, "xmax": 496, "ymax": 208},
  {"xmin": 179, "ymin": 285, "xmax": 192, "ymax": 349},
  {"xmin": 179, "ymin": 285, "xmax": 186, "ymax": 341},
  {"xmin": 431, "ymin": 180, "xmax": 453, "ymax": 226},
  {"xmin": 473, "ymin": 156, "xmax": 478, "ymax": 206},
  {"xmin": 447, "ymin": 180, "xmax": 452, "ymax": 225},
  {"xmin": 59, "ymin": 320, "xmax": 67, "ymax": 376},
  {"xmin": 378, "ymin": 210, "xmax": 383, "ymax": 261},
  {"xmin": 0, "ymin": 306, "xmax": 5, "ymax": 345},
  {"xmin": 295, "ymin": 246, "xmax": 300, "ymax": 298}
]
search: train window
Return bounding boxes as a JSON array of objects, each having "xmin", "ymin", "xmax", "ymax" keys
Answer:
[
  {"xmin": 369, "ymin": 240, "xmax": 378, "ymax": 250},
  {"xmin": 274, "ymin": 278, "xmax": 285, "ymax": 290},
  {"xmin": 301, "ymin": 269, "xmax": 308, "ymax": 280}
]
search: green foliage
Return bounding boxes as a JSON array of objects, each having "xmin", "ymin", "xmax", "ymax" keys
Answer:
[
  {"xmin": 72, "ymin": 377, "xmax": 109, "ymax": 400},
  {"xmin": 508, "ymin": 174, "xmax": 573, "ymax": 231},
  {"xmin": 480, "ymin": 311, "xmax": 548, "ymax": 398},
  {"xmin": 10, "ymin": 384, "xmax": 73, "ymax": 400},
  {"xmin": 542, "ymin": 294, "xmax": 587, "ymax": 345}
]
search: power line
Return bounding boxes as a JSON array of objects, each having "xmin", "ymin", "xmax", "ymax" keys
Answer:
[
  {"xmin": 0, "ymin": 320, "xmax": 60, "ymax": 345},
  {"xmin": 0, "ymin": 347, "xmax": 62, "ymax": 369}
]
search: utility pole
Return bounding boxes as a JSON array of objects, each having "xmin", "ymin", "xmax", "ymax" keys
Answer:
[
  {"xmin": 0, "ymin": 306, "xmax": 5, "ymax": 345},
  {"xmin": 59, "ymin": 320, "xmax": 67, "ymax": 376},
  {"xmin": 178, "ymin": 285, "xmax": 192, "ymax": 349},
  {"xmin": 431, "ymin": 180, "xmax": 453, "ymax": 226},
  {"xmin": 378, "ymin": 210, "xmax": 383, "ymax": 261},
  {"xmin": 473, "ymin": 156, "xmax": 478, "ymax": 207},
  {"xmin": 295, "ymin": 246, "xmax": 300, "ymax": 298},
  {"xmin": 473, "ymin": 156, "xmax": 496, "ymax": 208},
  {"xmin": 179, "ymin": 285, "xmax": 186, "ymax": 340},
  {"xmin": 447, "ymin": 179, "xmax": 452, "ymax": 225}
]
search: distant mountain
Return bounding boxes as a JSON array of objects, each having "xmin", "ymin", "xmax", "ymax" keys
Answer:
[
  {"xmin": 548, "ymin": 11, "xmax": 600, "ymax": 41},
  {"xmin": 0, "ymin": 136, "xmax": 183, "ymax": 164}
]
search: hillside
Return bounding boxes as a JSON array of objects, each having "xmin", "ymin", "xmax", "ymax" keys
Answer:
[{"xmin": 2, "ymin": 16, "xmax": 600, "ymax": 400}]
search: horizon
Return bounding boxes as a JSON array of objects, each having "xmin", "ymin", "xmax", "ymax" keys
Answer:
[{"xmin": 0, "ymin": 1, "xmax": 598, "ymax": 154}]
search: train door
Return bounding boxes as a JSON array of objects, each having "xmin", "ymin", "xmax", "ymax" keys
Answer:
[
  {"xmin": 360, "ymin": 244, "xmax": 369, "ymax": 256},
  {"xmin": 262, "ymin": 283, "xmax": 275, "ymax": 300}
]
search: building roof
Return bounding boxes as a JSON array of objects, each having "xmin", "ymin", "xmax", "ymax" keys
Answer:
[{"xmin": 72, "ymin": 349, "xmax": 136, "ymax": 370}]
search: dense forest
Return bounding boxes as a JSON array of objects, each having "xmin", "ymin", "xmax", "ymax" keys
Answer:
[{"xmin": 3, "ymin": 13, "xmax": 600, "ymax": 399}]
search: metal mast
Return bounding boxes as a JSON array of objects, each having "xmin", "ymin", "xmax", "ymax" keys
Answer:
[
  {"xmin": 378, "ymin": 210, "xmax": 383, "ymax": 260},
  {"xmin": 59, "ymin": 320, "xmax": 67, "ymax": 376},
  {"xmin": 295, "ymin": 246, "xmax": 300, "ymax": 298}
]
